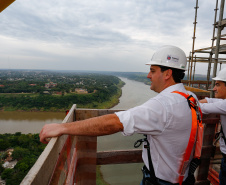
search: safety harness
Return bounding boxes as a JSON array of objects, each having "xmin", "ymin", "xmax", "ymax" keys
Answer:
[
  {"xmin": 173, "ymin": 91, "xmax": 203, "ymax": 184},
  {"xmin": 214, "ymin": 124, "xmax": 226, "ymax": 146},
  {"xmin": 134, "ymin": 92, "xmax": 203, "ymax": 185}
]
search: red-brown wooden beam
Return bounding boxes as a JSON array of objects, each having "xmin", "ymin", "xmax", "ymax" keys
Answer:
[
  {"xmin": 0, "ymin": 0, "xmax": 15, "ymax": 12},
  {"xmin": 97, "ymin": 149, "xmax": 142, "ymax": 165}
]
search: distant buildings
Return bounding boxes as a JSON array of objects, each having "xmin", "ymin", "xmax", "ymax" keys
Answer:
[
  {"xmin": 75, "ymin": 88, "xmax": 88, "ymax": 94},
  {"xmin": 45, "ymin": 82, "xmax": 57, "ymax": 89}
]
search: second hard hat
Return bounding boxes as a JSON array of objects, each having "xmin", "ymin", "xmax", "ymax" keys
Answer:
[
  {"xmin": 212, "ymin": 67, "xmax": 226, "ymax": 82},
  {"xmin": 146, "ymin": 45, "xmax": 187, "ymax": 70}
]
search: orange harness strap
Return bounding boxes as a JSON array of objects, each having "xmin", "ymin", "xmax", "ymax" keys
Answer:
[{"xmin": 172, "ymin": 91, "xmax": 203, "ymax": 185}]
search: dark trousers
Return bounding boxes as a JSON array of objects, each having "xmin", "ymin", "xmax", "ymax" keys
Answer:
[
  {"xmin": 220, "ymin": 156, "xmax": 226, "ymax": 185},
  {"xmin": 140, "ymin": 179, "xmax": 178, "ymax": 185},
  {"xmin": 140, "ymin": 168, "xmax": 179, "ymax": 185}
]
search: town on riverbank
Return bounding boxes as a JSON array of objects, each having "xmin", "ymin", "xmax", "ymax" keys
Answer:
[{"xmin": 0, "ymin": 70, "xmax": 126, "ymax": 112}]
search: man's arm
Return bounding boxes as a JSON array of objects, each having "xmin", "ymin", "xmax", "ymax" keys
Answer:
[
  {"xmin": 199, "ymin": 98, "xmax": 226, "ymax": 115},
  {"xmin": 199, "ymin": 99, "xmax": 208, "ymax": 103},
  {"xmin": 39, "ymin": 114, "xmax": 123, "ymax": 144}
]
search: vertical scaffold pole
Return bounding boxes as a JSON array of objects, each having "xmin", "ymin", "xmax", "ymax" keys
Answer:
[
  {"xmin": 192, "ymin": 56, "xmax": 197, "ymax": 87},
  {"xmin": 189, "ymin": 0, "xmax": 199, "ymax": 87},
  {"xmin": 211, "ymin": 0, "xmax": 225, "ymax": 97},
  {"xmin": 187, "ymin": 52, "xmax": 191, "ymax": 86},
  {"xmin": 207, "ymin": 0, "xmax": 219, "ymax": 90}
]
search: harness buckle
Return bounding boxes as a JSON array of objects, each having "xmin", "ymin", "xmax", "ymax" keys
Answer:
[
  {"xmin": 187, "ymin": 95, "xmax": 202, "ymax": 123},
  {"xmin": 213, "ymin": 132, "xmax": 222, "ymax": 146}
]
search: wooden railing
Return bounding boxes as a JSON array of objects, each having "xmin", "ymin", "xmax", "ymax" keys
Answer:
[
  {"xmin": 21, "ymin": 104, "xmax": 220, "ymax": 185},
  {"xmin": 0, "ymin": 0, "xmax": 15, "ymax": 12},
  {"xmin": 182, "ymin": 80, "xmax": 212, "ymax": 90}
]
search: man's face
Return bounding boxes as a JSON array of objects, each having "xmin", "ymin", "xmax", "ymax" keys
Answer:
[
  {"xmin": 147, "ymin": 65, "xmax": 165, "ymax": 93},
  {"xmin": 213, "ymin": 80, "xmax": 226, "ymax": 99}
]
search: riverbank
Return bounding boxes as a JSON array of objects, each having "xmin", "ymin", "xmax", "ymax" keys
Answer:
[
  {"xmin": 0, "ymin": 80, "xmax": 125, "ymax": 112},
  {"xmin": 78, "ymin": 80, "xmax": 124, "ymax": 110},
  {"xmin": 0, "ymin": 80, "xmax": 125, "ymax": 185},
  {"xmin": 96, "ymin": 166, "xmax": 110, "ymax": 185}
]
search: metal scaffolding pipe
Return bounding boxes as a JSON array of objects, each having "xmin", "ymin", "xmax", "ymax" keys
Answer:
[
  {"xmin": 189, "ymin": 0, "xmax": 199, "ymax": 86},
  {"xmin": 207, "ymin": 0, "xmax": 219, "ymax": 88},
  {"xmin": 187, "ymin": 52, "xmax": 191, "ymax": 84},
  {"xmin": 211, "ymin": 0, "xmax": 225, "ymax": 97},
  {"xmin": 192, "ymin": 56, "xmax": 197, "ymax": 86}
]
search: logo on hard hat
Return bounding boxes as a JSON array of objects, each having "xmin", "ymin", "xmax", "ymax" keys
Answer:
[
  {"xmin": 167, "ymin": 55, "xmax": 171, "ymax": 60},
  {"xmin": 167, "ymin": 55, "xmax": 179, "ymax": 63}
]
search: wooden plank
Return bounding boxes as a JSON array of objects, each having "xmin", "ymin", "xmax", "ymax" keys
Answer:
[
  {"xmin": 65, "ymin": 148, "xmax": 78, "ymax": 185},
  {"xmin": 75, "ymin": 109, "xmax": 99, "ymax": 120},
  {"xmin": 48, "ymin": 136, "xmax": 73, "ymax": 185},
  {"xmin": 97, "ymin": 149, "xmax": 142, "ymax": 165},
  {"xmin": 97, "ymin": 109, "xmax": 122, "ymax": 116},
  {"xmin": 74, "ymin": 136, "xmax": 97, "ymax": 185},
  {"xmin": 21, "ymin": 105, "xmax": 77, "ymax": 185},
  {"xmin": 75, "ymin": 108, "xmax": 122, "ymax": 120},
  {"xmin": 196, "ymin": 114, "xmax": 220, "ymax": 183},
  {"xmin": 73, "ymin": 109, "xmax": 122, "ymax": 185},
  {"xmin": 182, "ymin": 80, "xmax": 212, "ymax": 84},
  {"xmin": 201, "ymin": 146, "xmax": 216, "ymax": 159},
  {"xmin": 197, "ymin": 158, "xmax": 211, "ymax": 182},
  {"xmin": 21, "ymin": 134, "xmax": 70, "ymax": 185},
  {"xmin": 74, "ymin": 110, "xmax": 98, "ymax": 185},
  {"xmin": 0, "ymin": 0, "xmax": 15, "ymax": 12}
]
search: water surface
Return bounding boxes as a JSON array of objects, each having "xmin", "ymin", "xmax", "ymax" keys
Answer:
[
  {"xmin": 0, "ymin": 111, "xmax": 65, "ymax": 134},
  {"xmin": 98, "ymin": 77, "xmax": 157, "ymax": 185},
  {"xmin": 0, "ymin": 77, "xmax": 157, "ymax": 185}
]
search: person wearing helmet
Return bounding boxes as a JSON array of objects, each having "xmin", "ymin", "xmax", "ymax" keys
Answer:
[
  {"xmin": 199, "ymin": 67, "xmax": 226, "ymax": 185},
  {"xmin": 40, "ymin": 45, "xmax": 199, "ymax": 184}
]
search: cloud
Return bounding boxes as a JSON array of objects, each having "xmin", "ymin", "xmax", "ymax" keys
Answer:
[{"xmin": 0, "ymin": 0, "xmax": 223, "ymax": 74}]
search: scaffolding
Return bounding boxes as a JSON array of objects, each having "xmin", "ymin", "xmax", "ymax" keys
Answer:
[{"xmin": 188, "ymin": 0, "xmax": 226, "ymax": 97}]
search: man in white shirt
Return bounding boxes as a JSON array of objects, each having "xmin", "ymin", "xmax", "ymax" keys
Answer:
[
  {"xmin": 40, "ymin": 45, "xmax": 198, "ymax": 184},
  {"xmin": 199, "ymin": 67, "xmax": 226, "ymax": 185}
]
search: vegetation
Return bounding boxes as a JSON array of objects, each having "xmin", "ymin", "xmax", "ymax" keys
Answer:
[
  {"xmin": 96, "ymin": 166, "xmax": 110, "ymax": 185},
  {"xmin": 0, "ymin": 132, "xmax": 112, "ymax": 185},
  {"xmin": 0, "ymin": 133, "xmax": 46, "ymax": 185},
  {"xmin": 0, "ymin": 70, "xmax": 126, "ymax": 184},
  {"xmin": 0, "ymin": 70, "xmax": 125, "ymax": 111},
  {"xmin": 113, "ymin": 72, "xmax": 151, "ymax": 85}
]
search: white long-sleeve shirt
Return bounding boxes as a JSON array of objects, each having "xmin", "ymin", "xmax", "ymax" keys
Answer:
[
  {"xmin": 200, "ymin": 98, "xmax": 226, "ymax": 154},
  {"xmin": 115, "ymin": 83, "xmax": 197, "ymax": 183}
]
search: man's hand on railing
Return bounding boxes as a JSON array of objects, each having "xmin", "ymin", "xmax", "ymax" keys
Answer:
[{"xmin": 40, "ymin": 123, "xmax": 64, "ymax": 144}]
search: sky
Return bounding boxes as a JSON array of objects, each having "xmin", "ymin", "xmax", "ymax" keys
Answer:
[{"xmin": 0, "ymin": 0, "xmax": 225, "ymax": 75}]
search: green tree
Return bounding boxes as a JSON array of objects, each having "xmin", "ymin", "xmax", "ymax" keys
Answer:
[
  {"xmin": 15, "ymin": 161, "xmax": 29, "ymax": 173},
  {"xmin": 1, "ymin": 168, "xmax": 13, "ymax": 180},
  {"xmin": 0, "ymin": 139, "xmax": 10, "ymax": 150},
  {"xmin": 0, "ymin": 161, "xmax": 4, "ymax": 174},
  {"xmin": 12, "ymin": 147, "xmax": 30, "ymax": 160}
]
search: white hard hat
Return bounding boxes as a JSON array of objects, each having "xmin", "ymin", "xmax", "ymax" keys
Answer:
[
  {"xmin": 146, "ymin": 45, "xmax": 187, "ymax": 70},
  {"xmin": 212, "ymin": 68, "xmax": 226, "ymax": 82}
]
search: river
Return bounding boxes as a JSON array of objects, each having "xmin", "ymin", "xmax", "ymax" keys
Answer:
[
  {"xmin": 0, "ymin": 77, "xmax": 157, "ymax": 185},
  {"xmin": 98, "ymin": 77, "xmax": 157, "ymax": 185},
  {"xmin": 0, "ymin": 111, "xmax": 65, "ymax": 134}
]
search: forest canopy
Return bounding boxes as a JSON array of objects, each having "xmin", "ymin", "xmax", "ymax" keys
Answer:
[
  {"xmin": 0, "ymin": 133, "xmax": 46, "ymax": 185},
  {"xmin": 0, "ymin": 70, "xmax": 124, "ymax": 111}
]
